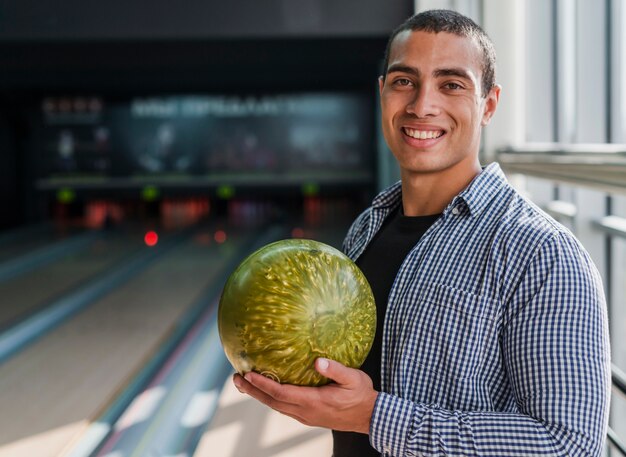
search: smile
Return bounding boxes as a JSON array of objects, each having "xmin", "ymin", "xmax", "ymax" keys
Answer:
[{"xmin": 402, "ymin": 127, "xmax": 445, "ymax": 140}]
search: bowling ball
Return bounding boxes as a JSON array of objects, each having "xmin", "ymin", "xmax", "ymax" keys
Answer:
[{"xmin": 218, "ymin": 239, "xmax": 375, "ymax": 386}]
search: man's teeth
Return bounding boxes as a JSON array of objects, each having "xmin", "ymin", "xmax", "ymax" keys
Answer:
[{"xmin": 404, "ymin": 128, "xmax": 443, "ymax": 139}]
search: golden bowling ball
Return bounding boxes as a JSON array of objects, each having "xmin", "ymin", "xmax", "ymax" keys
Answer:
[{"xmin": 218, "ymin": 239, "xmax": 376, "ymax": 386}]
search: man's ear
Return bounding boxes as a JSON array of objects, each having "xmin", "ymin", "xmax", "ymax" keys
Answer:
[
  {"xmin": 378, "ymin": 75, "xmax": 384, "ymax": 97},
  {"xmin": 481, "ymin": 84, "xmax": 501, "ymax": 126}
]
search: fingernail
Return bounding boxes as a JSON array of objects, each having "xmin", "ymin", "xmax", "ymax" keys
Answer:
[
  {"xmin": 318, "ymin": 358, "xmax": 329, "ymax": 371},
  {"xmin": 244, "ymin": 373, "xmax": 253, "ymax": 383}
]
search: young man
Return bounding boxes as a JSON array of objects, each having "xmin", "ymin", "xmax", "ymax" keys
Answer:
[{"xmin": 234, "ymin": 9, "xmax": 611, "ymax": 456}]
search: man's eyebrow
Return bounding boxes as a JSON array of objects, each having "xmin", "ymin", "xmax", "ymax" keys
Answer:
[
  {"xmin": 433, "ymin": 67, "xmax": 474, "ymax": 81},
  {"xmin": 386, "ymin": 64, "xmax": 475, "ymax": 83},
  {"xmin": 386, "ymin": 64, "xmax": 420, "ymax": 77}
]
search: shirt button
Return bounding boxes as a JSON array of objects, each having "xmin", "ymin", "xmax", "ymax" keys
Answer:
[{"xmin": 451, "ymin": 207, "xmax": 460, "ymax": 215}]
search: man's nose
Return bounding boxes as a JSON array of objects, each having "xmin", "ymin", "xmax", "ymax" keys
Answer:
[{"xmin": 405, "ymin": 84, "xmax": 440, "ymax": 118}]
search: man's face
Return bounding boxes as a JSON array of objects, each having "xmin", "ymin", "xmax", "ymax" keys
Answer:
[{"xmin": 379, "ymin": 30, "xmax": 499, "ymax": 179}]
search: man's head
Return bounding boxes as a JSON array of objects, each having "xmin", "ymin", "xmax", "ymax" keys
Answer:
[
  {"xmin": 377, "ymin": 9, "xmax": 501, "ymax": 185},
  {"xmin": 382, "ymin": 9, "xmax": 496, "ymax": 97}
]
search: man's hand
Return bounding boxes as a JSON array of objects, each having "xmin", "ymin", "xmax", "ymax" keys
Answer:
[{"xmin": 233, "ymin": 358, "xmax": 378, "ymax": 434}]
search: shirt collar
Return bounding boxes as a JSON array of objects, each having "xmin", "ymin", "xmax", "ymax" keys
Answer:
[
  {"xmin": 454, "ymin": 162, "xmax": 508, "ymax": 217},
  {"xmin": 371, "ymin": 162, "xmax": 508, "ymax": 217},
  {"xmin": 372, "ymin": 181, "xmax": 403, "ymax": 210}
]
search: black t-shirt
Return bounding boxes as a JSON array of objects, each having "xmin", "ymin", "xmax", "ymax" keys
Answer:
[{"xmin": 332, "ymin": 206, "xmax": 440, "ymax": 457}]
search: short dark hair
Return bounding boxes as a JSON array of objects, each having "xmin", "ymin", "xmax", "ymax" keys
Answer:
[{"xmin": 382, "ymin": 9, "xmax": 497, "ymax": 97}]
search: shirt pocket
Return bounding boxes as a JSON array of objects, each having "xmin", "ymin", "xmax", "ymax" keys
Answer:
[{"xmin": 400, "ymin": 282, "xmax": 498, "ymax": 381}]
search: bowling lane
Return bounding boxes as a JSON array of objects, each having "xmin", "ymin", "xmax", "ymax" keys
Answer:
[
  {"xmin": 0, "ymin": 224, "xmax": 85, "ymax": 264},
  {"xmin": 0, "ymin": 228, "xmax": 146, "ymax": 328},
  {"xmin": 0, "ymin": 223, "xmax": 258, "ymax": 457}
]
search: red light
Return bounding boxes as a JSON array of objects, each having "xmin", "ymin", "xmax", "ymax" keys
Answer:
[
  {"xmin": 214, "ymin": 230, "xmax": 227, "ymax": 244},
  {"xmin": 144, "ymin": 231, "xmax": 159, "ymax": 246},
  {"xmin": 291, "ymin": 227, "xmax": 305, "ymax": 238}
]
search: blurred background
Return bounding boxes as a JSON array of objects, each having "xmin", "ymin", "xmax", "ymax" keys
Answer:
[{"xmin": 0, "ymin": 0, "xmax": 624, "ymax": 456}]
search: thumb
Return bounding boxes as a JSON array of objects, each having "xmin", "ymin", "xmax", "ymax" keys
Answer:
[{"xmin": 315, "ymin": 358, "xmax": 359, "ymax": 386}]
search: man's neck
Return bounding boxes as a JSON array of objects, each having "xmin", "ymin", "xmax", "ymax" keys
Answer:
[{"xmin": 400, "ymin": 162, "xmax": 482, "ymax": 216}]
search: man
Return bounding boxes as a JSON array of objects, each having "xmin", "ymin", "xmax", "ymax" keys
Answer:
[{"xmin": 234, "ymin": 9, "xmax": 611, "ymax": 456}]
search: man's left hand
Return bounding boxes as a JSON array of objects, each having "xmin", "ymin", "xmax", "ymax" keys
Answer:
[{"xmin": 233, "ymin": 357, "xmax": 378, "ymax": 434}]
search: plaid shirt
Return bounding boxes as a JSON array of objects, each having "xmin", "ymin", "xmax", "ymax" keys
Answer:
[{"xmin": 343, "ymin": 163, "xmax": 611, "ymax": 457}]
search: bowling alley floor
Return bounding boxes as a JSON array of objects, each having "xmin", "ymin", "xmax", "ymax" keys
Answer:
[
  {"xmin": 0, "ymin": 225, "xmax": 248, "ymax": 457},
  {"xmin": 196, "ymin": 376, "xmax": 333, "ymax": 457},
  {"xmin": 0, "ymin": 216, "xmax": 351, "ymax": 457}
]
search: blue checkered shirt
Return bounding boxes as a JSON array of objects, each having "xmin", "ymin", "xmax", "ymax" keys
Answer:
[{"xmin": 343, "ymin": 163, "xmax": 611, "ymax": 457}]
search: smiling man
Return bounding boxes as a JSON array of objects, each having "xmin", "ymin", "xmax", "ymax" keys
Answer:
[
  {"xmin": 234, "ymin": 9, "xmax": 610, "ymax": 457},
  {"xmin": 378, "ymin": 24, "xmax": 498, "ymax": 218}
]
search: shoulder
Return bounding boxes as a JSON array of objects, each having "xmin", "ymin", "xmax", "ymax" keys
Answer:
[
  {"xmin": 480, "ymin": 182, "xmax": 598, "ymax": 281},
  {"xmin": 463, "ymin": 163, "xmax": 569, "ymax": 253},
  {"xmin": 500, "ymin": 208, "xmax": 605, "ymax": 335},
  {"xmin": 491, "ymin": 186, "xmax": 601, "ymax": 301},
  {"xmin": 492, "ymin": 184, "xmax": 576, "ymax": 255}
]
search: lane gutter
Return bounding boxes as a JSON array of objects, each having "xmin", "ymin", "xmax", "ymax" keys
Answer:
[{"xmin": 0, "ymin": 229, "xmax": 103, "ymax": 284}]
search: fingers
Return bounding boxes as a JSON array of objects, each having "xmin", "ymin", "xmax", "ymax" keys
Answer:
[
  {"xmin": 233, "ymin": 373, "xmax": 307, "ymax": 421},
  {"xmin": 244, "ymin": 371, "xmax": 307, "ymax": 403},
  {"xmin": 315, "ymin": 358, "xmax": 362, "ymax": 388},
  {"xmin": 233, "ymin": 372, "xmax": 300, "ymax": 407},
  {"xmin": 235, "ymin": 358, "xmax": 365, "ymax": 401}
]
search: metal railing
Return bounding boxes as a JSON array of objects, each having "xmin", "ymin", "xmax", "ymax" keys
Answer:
[
  {"xmin": 609, "ymin": 365, "xmax": 626, "ymax": 455},
  {"xmin": 593, "ymin": 215, "xmax": 625, "ymax": 456},
  {"xmin": 497, "ymin": 143, "xmax": 626, "ymax": 194}
]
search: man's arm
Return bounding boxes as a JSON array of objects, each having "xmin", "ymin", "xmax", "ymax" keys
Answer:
[{"xmin": 369, "ymin": 232, "xmax": 611, "ymax": 456}]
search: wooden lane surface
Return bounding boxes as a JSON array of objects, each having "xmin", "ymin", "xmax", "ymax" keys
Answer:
[
  {"xmin": 0, "ymin": 228, "xmax": 250, "ymax": 457},
  {"xmin": 0, "ymin": 232, "xmax": 142, "ymax": 328}
]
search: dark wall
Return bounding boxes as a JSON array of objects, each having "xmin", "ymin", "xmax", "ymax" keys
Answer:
[
  {"xmin": 0, "ymin": 0, "xmax": 413, "ymax": 227},
  {"xmin": 0, "ymin": 38, "xmax": 391, "ymax": 94},
  {"xmin": 0, "ymin": 0, "xmax": 412, "ymax": 40},
  {"xmin": 0, "ymin": 108, "xmax": 20, "ymax": 229},
  {"xmin": 0, "ymin": 0, "xmax": 414, "ymax": 93}
]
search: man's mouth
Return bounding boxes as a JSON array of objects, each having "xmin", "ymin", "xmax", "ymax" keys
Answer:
[{"xmin": 402, "ymin": 127, "xmax": 445, "ymax": 140}]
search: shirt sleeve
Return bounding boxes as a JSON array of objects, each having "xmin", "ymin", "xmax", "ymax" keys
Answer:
[{"xmin": 369, "ymin": 232, "xmax": 611, "ymax": 457}]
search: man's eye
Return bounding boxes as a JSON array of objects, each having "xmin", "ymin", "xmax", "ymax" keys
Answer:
[
  {"xmin": 393, "ymin": 78, "xmax": 413, "ymax": 87},
  {"xmin": 443, "ymin": 82, "xmax": 463, "ymax": 90}
]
